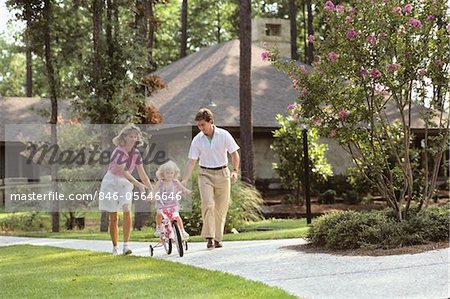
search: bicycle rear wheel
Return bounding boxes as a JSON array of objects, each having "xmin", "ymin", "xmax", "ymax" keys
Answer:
[{"xmin": 172, "ymin": 220, "xmax": 184, "ymax": 257}]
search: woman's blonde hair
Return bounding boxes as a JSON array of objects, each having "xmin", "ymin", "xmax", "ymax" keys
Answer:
[
  {"xmin": 112, "ymin": 124, "xmax": 144, "ymax": 147},
  {"xmin": 156, "ymin": 160, "xmax": 180, "ymax": 180}
]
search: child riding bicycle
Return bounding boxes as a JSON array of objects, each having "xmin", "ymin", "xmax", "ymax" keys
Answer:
[{"xmin": 150, "ymin": 161, "xmax": 191, "ymax": 238}]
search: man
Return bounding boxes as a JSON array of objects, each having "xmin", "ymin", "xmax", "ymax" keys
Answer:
[{"xmin": 182, "ymin": 108, "xmax": 240, "ymax": 249}]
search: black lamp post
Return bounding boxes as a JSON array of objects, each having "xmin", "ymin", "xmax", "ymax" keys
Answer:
[{"xmin": 302, "ymin": 126, "xmax": 312, "ymax": 224}]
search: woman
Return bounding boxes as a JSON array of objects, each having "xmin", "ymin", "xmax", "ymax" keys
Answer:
[{"xmin": 99, "ymin": 124, "xmax": 153, "ymax": 255}]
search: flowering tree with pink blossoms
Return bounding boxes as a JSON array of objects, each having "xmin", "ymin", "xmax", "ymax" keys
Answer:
[{"xmin": 268, "ymin": 0, "xmax": 449, "ymax": 221}]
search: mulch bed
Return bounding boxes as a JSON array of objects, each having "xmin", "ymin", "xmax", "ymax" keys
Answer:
[{"xmin": 284, "ymin": 241, "xmax": 449, "ymax": 256}]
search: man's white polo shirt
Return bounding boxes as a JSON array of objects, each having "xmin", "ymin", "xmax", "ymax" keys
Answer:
[{"xmin": 188, "ymin": 126, "xmax": 240, "ymax": 168}]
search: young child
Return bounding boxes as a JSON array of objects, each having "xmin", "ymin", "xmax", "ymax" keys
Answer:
[{"xmin": 151, "ymin": 160, "xmax": 191, "ymax": 239}]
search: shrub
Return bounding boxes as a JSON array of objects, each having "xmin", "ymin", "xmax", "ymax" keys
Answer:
[
  {"xmin": 181, "ymin": 168, "xmax": 264, "ymax": 235},
  {"xmin": 318, "ymin": 190, "xmax": 336, "ymax": 204},
  {"xmin": 343, "ymin": 191, "xmax": 361, "ymax": 205},
  {"xmin": 361, "ymin": 193, "xmax": 375, "ymax": 204},
  {"xmin": 347, "ymin": 168, "xmax": 377, "ymax": 197},
  {"xmin": 437, "ymin": 180, "xmax": 450, "ymax": 191},
  {"xmin": 307, "ymin": 206, "xmax": 449, "ymax": 250},
  {"xmin": 314, "ymin": 174, "xmax": 351, "ymax": 196},
  {"xmin": 0, "ymin": 212, "xmax": 50, "ymax": 232}
]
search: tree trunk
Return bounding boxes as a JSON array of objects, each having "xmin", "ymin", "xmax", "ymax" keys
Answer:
[
  {"xmin": 180, "ymin": 0, "xmax": 188, "ymax": 58},
  {"xmin": 146, "ymin": 0, "xmax": 155, "ymax": 73},
  {"xmin": 216, "ymin": 1, "xmax": 221, "ymax": 44},
  {"xmin": 289, "ymin": 0, "xmax": 298, "ymax": 60},
  {"xmin": 99, "ymin": 126, "xmax": 111, "ymax": 232},
  {"xmin": 43, "ymin": 0, "xmax": 59, "ymax": 232},
  {"xmin": 93, "ymin": 0, "xmax": 103, "ymax": 89},
  {"xmin": 106, "ymin": 0, "xmax": 113, "ymax": 61},
  {"xmin": 25, "ymin": 35, "xmax": 33, "ymax": 97},
  {"xmin": 25, "ymin": 2, "xmax": 33, "ymax": 97},
  {"xmin": 239, "ymin": 0, "xmax": 254, "ymax": 185},
  {"xmin": 93, "ymin": 0, "xmax": 109, "ymax": 232},
  {"xmin": 306, "ymin": 0, "xmax": 314, "ymax": 64},
  {"xmin": 100, "ymin": 211, "xmax": 109, "ymax": 232},
  {"xmin": 302, "ymin": 0, "xmax": 307, "ymax": 63},
  {"xmin": 136, "ymin": 0, "xmax": 146, "ymax": 40}
]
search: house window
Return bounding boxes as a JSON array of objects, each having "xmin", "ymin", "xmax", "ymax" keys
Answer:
[{"xmin": 265, "ymin": 24, "xmax": 281, "ymax": 36}]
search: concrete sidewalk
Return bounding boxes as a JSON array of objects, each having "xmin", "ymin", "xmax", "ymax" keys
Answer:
[{"xmin": 1, "ymin": 236, "xmax": 448, "ymax": 298}]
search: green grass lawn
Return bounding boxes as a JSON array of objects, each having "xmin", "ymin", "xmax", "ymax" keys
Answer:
[
  {"xmin": 1, "ymin": 217, "xmax": 309, "ymax": 242},
  {"xmin": 0, "ymin": 245, "xmax": 294, "ymax": 298}
]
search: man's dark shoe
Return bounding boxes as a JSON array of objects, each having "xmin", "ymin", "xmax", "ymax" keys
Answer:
[
  {"xmin": 206, "ymin": 238, "xmax": 214, "ymax": 249},
  {"xmin": 214, "ymin": 240, "xmax": 223, "ymax": 248}
]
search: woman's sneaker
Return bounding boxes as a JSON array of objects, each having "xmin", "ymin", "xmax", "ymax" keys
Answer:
[
  {"xmin": 112, "ymin": 246, "xmax": 119, "ymax": 256},
  {"xmin": 154, "ymin": 225, "xmax": 162, "ymax": 237},
  {"xmin": 123, "ymin": 245, "xmax": 132, "ymax": 255}
]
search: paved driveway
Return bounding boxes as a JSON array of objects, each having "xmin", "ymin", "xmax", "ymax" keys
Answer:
[{"xmin": 1, "ymin": 236, "xmax": 448, "ymax": 298}]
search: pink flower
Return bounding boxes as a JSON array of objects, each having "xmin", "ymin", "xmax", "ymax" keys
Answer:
[
  {"xmin": 327, "ymin": 52, "xmax": 339, "ymax": 61},
  {"xmin": 408, "ymin": 18, "xmax": 422, "ymax": 28},
  {"xmin": 348, "ymin": 7, "xmax": 356, "ymax": 15},
  {"xmin": 361, "ymin": 67, "xmax": 368, "ymax": 78},
  {"xmin": 300, "ymin": 88, "xmax": 309, "ymax": 97},
  {"xmin": 314, "ymin": 118, "xmax": 322, "ymax": 126},
  {"xmin": 374, "ymin": 83, "xmax": 385, "ymax": 94},
  {"xmin": 338, "ymin": 108, "xmax": 348, "ymax": 121},
  {"xmin": 371, "ymin": 68, "xmax": 382, "ymax": 79},
  {"xmin": 299, "ymin": 65, "xmax": 307, "ymax": 73},
  {"xmin": 293, "ymin": 114, "xmax": 300, "ymax": 121},
  {"xmin": 292, "ymin": 79, "xmax": 298, "ymax": 89},
  {"xmin": 346, "ymin": 29, "xmax": 357, "ymax": 39},
  {"xmin": 447, "ymin": 24, "xmax": 450, "ymax": 32},
  {"xmin": 329, "ymin": 129, "xmax": 337, "ymax": 137},
  {"xmin": 261, "ymin": 51, "xmax": 269, "ymax": 61},
  {"xmin": 403, "ymin": 4, "xmax": 413, "ymax": 13},
  {"xmin": 392, "ymin": 6, "xmax": 402, "ymax": 14},
  {"xmin": 367, "ymin": 33, "xmax": 377, "ymax": 45},
  {"xmin": 378, "ymin": 32, "xmax": 387, "ymax": 40},
  {"xmin": 324, "ymin": 1, "xmax": 335, "ymax": 11},
  {"xmin": 386, "ymin": 63, "xmax": 400, "ymax": 73},
  {"xmin": 345, "ymin": 16, "xmax": 352, "ymax": 23},
  {"xmin": 20, "ymin": 149, "xmax": 30, "ymax": 158},
  {"xmin": 287, "ymin": 104, "xmax": 295, "ymax": 111},
  {"xmin": 426, "ymin": 15, "xmax": 434, "ymax": 22},
  {"xmin": 15, "ymin": 131, "xmax": 24, "ymax": 141},
  {"xmin": 335, "ymin": 4, "xmax": 345, "ymax": 13},
  {"xmin": 307, "ymin": 35, "xmax": 315, "ymax": 43}
]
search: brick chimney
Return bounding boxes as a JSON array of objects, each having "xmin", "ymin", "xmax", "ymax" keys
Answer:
[{"xmin": 252, "ymin": 18, "xmax": 291, "ymax": 57}]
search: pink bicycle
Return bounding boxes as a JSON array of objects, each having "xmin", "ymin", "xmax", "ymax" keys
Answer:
[{"xmin": 149, "ymin": 203, "xmax": 188, "ymax": 257}]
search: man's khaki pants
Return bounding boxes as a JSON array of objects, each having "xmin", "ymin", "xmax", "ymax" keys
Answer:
[{"xmin": 198, "ymin": 167, "xmax": 231, "ymax": 242}]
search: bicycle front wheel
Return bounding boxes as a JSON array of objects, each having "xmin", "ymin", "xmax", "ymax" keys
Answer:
[{"xmin": 172, "ymin": 220, "xmax": 184, "ymax": 257}]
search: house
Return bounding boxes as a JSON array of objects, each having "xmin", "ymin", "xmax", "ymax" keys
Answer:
[
  {"xmin": 147, "ymin": 18, "xmax": 449, "ymax": 187},
  {"xmin": 146, "ymin": 24, "xmax": 355, "ymax": 186},
  {"xmin": 1, "ymin": 18, "xmax": 447, "ymax": 200}
]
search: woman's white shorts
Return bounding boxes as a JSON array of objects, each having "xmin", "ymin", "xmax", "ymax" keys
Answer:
[{"xmin": 99, "ymin": 171, "xmax": 133, "ymax": 212}]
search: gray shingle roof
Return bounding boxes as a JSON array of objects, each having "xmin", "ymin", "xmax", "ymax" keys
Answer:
[
  {"xmin": 0, "ymin": 97, "xmax": 73, "ymax": 140},
  {"xmin": 148, "ymin": 39, "xmax": 447, "ymax": 131},
  {"xmin": 148, "ymin": 40, "xmax": 300, "ymax": 128}
]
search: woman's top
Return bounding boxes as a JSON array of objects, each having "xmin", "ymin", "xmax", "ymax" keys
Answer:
[{"xmin": 108, "ymin": 146, "xmax": 142, "ymax": 176}]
